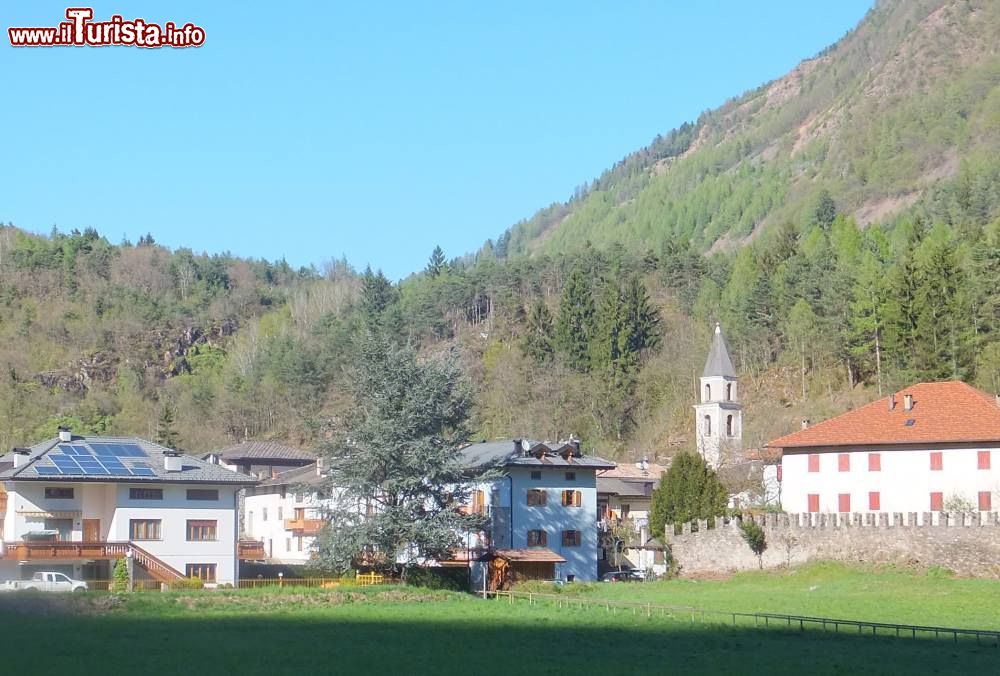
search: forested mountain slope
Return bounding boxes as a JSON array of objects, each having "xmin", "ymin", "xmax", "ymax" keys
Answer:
[
  {"xmin": 495, "ymin": 0, "xmax": 1000, "ymax": 259},
  {"xmin": 3, "ymin": 0, "xmax": 1000, "ymax": 468}
]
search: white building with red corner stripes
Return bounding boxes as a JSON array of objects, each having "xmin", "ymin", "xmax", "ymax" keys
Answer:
[{"xmin": 768, "ymin": 381, "xmax": 1000, "ymax": 514}]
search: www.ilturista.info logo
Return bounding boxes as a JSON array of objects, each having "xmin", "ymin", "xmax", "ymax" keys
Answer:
[{"xmin": 8, "ymin": 8, "xmax": 205, "ymax": 48}]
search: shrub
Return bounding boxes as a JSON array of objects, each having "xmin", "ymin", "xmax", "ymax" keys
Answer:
[
  {"xmin": 404, "ymin": 566, "xmax": 468, "ymax": 591},
  {"xmin": 112, "ymin": 558, "xmax": 129, "ymax": 593},
  {"xmin": 740, "ymin": 519, "xmax": 767, "ymax": 569},
  {"xmin": 169, "ymin": 577, "xmax": 205, "ymax": 590}
]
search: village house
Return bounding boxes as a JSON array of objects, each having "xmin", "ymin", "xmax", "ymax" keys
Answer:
[
  {"xmin": 242, "ymin": 462, "xmax": 326, "ymax": 564},
  {"xmin": 460, "ymin": 438, "xmax": 614, "ymax": 590},
  {"xmin": 0, "ymin": 429, "xmax": 257, "ymax": 586},
  {"xmin": 203, "ymin": 441, "xmax": 315, "ymax": 481},
  {"xmin": 769, "ymin": 381, "xmax": 1000, "ymax": 514},
  {"xmin": 596, "ymin": 459, "xmax": 669, "ymax": 575}
]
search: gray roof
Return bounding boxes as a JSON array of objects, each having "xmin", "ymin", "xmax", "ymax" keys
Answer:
[
  {"xmin": 258, "ymin": 462, "xmax": 325, "ymax": 488},
  {"xmin": 207, "ymin": 441, "xmax": 315, "ymax": 463},
  {"xmin": 0, "ymin": 435, "xmax": 257, "ymax": 485},
  {"xmin": 703, "ymin": 323, "xmax": 737, "ymax": 378},
  {"xmin": 460, "ymin": 439, "xmax": 616, "ymax": 470},
  {"xmin": 597, "ymin": 477, "xmax": 654, "ymax": 497}
]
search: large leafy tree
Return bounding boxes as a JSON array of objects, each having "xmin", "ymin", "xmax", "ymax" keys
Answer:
[
  {"xmin": 315, "ymin": 332, "xmax": 488, "ymax": 575},
  {"xmin": 649, "ymin": 452, "xmax": 727, "ymax": 538}
]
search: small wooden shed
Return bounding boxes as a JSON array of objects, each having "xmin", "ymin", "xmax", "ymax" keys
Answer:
[{"xmin": 479, "ymin": 548, "xmax": 566, "ymax": 591}]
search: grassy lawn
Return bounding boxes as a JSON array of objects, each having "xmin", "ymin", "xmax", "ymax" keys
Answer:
[
  {"xmin": 0, "ymin": 581, "xmax": 997, "ymax": 675},
  {"xmin": 537, "ymin": 562, "xmax": 1000, "ymax": 630}
]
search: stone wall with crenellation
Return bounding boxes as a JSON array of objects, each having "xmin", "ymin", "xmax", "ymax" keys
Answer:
[{"xmin": 665, "ymin": 512, "xmax": 1000, "ymax": 577}]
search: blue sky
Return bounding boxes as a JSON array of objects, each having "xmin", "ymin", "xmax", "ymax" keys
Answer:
[{"xmin": 2, "ymin": 1, "xmax": 873, "ymax": 279}]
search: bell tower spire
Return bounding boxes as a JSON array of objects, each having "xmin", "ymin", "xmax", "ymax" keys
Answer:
[{"xmin": 694, "ymin": 323, "xmax": 742, "ymax": 468}]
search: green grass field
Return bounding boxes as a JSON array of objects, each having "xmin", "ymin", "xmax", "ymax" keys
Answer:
[
  {"xmin": 1, "ymin": 565, "xmax": 998, "ymax": 676},
  {"xmin": 533, "ymin": 562, "xmax": 1000, "ymax": 630}
]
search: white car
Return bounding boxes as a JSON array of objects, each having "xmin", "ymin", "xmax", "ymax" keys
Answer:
[{"xmin": 1, "ymin": 571, "xmax": 88, "ymax": 593}]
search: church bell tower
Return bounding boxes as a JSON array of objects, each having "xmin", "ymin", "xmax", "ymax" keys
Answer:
[{"xmin": 694, "ymin": 323, "xmax": 742, "ymax": 468}]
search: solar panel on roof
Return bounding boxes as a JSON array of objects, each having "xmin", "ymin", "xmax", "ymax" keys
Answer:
[
  {"xmin": 90, "ymin": 444, "xmax": 115, "ymax": 456},
  {"xmin": 130, "ymin": 467, "xmax": 156, "ymax": 477},
  {"xmin": 35, "ymin": 466, "xmax": 62, "ymax": 475},
  {"xmin": 51, "ymin": 456, "xmax": 81, "ymax": 471},
  {"xmin": 122, "ymin": 444, "xmax": 147, "ymax": 457},
  {"xmin": 71, "ymin": 444, "xmax": 92, "ymax": 455},
  {"xmin": 105, "ymin": 465, "xmax": 131, "ymax": 476}
]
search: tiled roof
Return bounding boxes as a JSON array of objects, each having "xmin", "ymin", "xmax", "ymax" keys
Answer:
[
  {"xmin": 597, "ymin": 477, "xmax": 652, "ymax": 497},
  {"xmin": 258, "ymin": 462, "xmax": 325, "ymax": 487},
  {"xmin": 0, "ymin": 435, "xmax": 257, "ymax": 485},
  {"xmin": 209, "ymin": 441, "xmax": 315, "ymax": 463},
  {"xmin": 598, "ymin": 462, "xmax": 668, "ymax": 480},
  {"xmin": 460, "ymin": 439, "xmax": 616, "ymax": 470},
  {"xmin": 767, "ymin": 381, "xmax": 1000, "ymax": 450},
  {"xmin": 483, "ymin": 548, "xmax": 566, "ymax": 563}
]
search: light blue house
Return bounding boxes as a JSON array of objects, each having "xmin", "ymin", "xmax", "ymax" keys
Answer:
[{"xmin": 461, "ymin": 438, "xmax": 614, "ymax": 590}]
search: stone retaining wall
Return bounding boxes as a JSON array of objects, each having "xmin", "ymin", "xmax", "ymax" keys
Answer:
[{"xmin": 665, "ymin": 512, "xmax": 1000, "ymax": 577}]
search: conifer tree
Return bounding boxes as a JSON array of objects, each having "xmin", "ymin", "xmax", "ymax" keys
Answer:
[
  {"xmin": 155, "ymin": 401, "xmax": 181, "ymax": 450},
  {"xmin": 522, "ymin": 298, "xmax": 554, "ymax": 363},
  {"xmin": 649, "ymin": 452, "xmax": 727, "ymax": 538},
  {"xmin": 553, "ymin": 265, "xmax": 595, "ymax": 372},
  {"xmin": 426, "ymin": 246, "xmax": 446, "ymax": 278}
]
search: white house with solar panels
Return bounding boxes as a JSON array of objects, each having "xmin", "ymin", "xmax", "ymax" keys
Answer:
[{"xmin": 0, "ymin": 429, "xmax": 257, "ymax": 586}]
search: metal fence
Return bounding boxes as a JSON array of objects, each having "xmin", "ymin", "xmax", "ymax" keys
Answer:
[{"xmin": 483, "ymin": 590, "xmax": 1000, "ymax": 646}]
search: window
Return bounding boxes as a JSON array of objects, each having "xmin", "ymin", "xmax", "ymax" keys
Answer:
[
  {"xmin": 565, "ymin": 471, "xmax": 576, "ymax": 481},
  {"xmin": 726, "ymin": 415, "xmax": 734, "ymax": 437},
  {"xmin": 807, "ymin": 494, "xmax": 819, "ymax": 513},
  {"xmin": 129, "ymin": 488, "xmax": 163, "ymax": 500},
  {"xmin": 297, "ymin": 536, "xmax": 303, "ymax": 552},
  {"xmin": 703, "ymin": 415, "xmax": 712, "ymax": 436},
  {"xmin": 130, "ymin": 519, "xmax": 161, "ymax": 541},
  {"xmin": 704, "ymin": 384, "xmax": 711, "ymax": 401},
  {"xmin": 186, "ymin": 564, "xmax": 216, "ymax": 582},
  {"xmin": 838, "ymin": 493, "xmax": 851, "ymax": 513},
  {"xmin": 808, "ymin": 454, "xmax": 820, "ymax": 473},
  {"xmin": 187, "ymin": 489, "xmax": 219, "ymax": 501},
  {"xmin": 930, "ymin": 492, "xmax": 943, "ymax": 511},
  {"xmin": 286, "ymin": 538, "xmax": 292, "ymax": 552},
  {"xmin": 868, "ymin": 453, "xmax": 881, "ymax": 472},
  {"xmin": 930, "ymin": 452, "xmax": 943, "ymax": 471},
  {"xmin": 978, "ymin": 451, "xmax": 991, "ymax": 470},
  {"xmin": 838, "ymin": 454, "xmax": 850, "ymax": 472},
  {"xmin": 726, "ymin": 383, "xmax": 733, "ymax": 401},
  {"xmin": 527, "ymin": 530, "xmax": 547, "ymax": 547},
  {"xmin": 277, "ymin": 506, "xmax": 284, "ymax": 521},
  {"xmin": 186, "ymin": 520, "xmax": 217, "ymax": 541},
  {"xmin": 530, "ymin": 471, "xmax": 541, "ymax": 480},
  {"xmin": 869, "ymin": 492, "xmax": 880, "ymax": 511},
  {"xmin": 562, "ymin": 530, "xmax": 582, "ymax": 547},
  {"xmin": 561, "ymin": 490, "xmax": 582, "ymax": 507},
  {"xmin": 262, "ymin": 508, "xmax": 268, "ymax": 521},
  {"xmin": 471, "ymin": 490, "xmax": 486, "ymax": 515},
  {"xmin": 44, "ymin": 487, "xmax": 74, "ymax": 499},
  {"xmin": 979, "ymin": 491, "xmax": 992, "ymax": 511},
  {"xmin": 527, "ymin": 489, "xmax": 547, "ymax": 506}
]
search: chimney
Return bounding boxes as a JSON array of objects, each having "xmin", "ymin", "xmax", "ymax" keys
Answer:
[
  {"xmin": 12, "ymin": 448, "xmax": 30, "ymax": 468},
  {"xmin": 315, "ymin": 457, "xmax": 323, "ymax": 477},
  {"xmin": 58, "ymin": 426, "xmax": 72, "ymax": 443},
  {"xmin": 163, "ymin": 450, "xmax": 183, "ymax": 472},
  {"xmin": 801, "ymin": 419, "xmax": 810, "ymax": 430},
  {"xmin": 512, "ymin": 439, "xmax": 522, "ymax": 455},
  {"xmin": 569, "ymin": 434, "xmax": 581, "ymax": 456},
  {"xmin": 904, "ymin": 393, "xmax": 913, "ymax": 412},
  {"xmin": 889, "ymin": 393, "xmax": 896, "ymax": 411}
]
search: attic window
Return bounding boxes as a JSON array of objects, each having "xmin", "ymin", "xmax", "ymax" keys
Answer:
[
  {"xmin": 904, "ymin": 419, "xmax": 916, "ymax": 427},
  {"xmin": 530, "ymin": 470, "xmax": 542, "ymax": 480}
]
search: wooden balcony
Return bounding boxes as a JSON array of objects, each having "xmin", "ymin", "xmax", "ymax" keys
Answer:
[
  {"xmin": 283, "ymin": 518, "xmax": 325, "ymax": 535},
  {"xmin": 1, "ymin": 540, "xmax": 131, "ymax": 561},
  {"xmin": 238, "ymin": 539, "xmax": 267, "ymax": 560}
]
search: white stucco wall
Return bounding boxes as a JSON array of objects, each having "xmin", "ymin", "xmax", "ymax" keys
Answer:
[
  {"xmin": 1, "ymin": 480, "xmax": 242, "ymax": 584},
  {"xmin": 782, "ymin": 444, "xmax": 1000, "ymax": 514},
  {"xmin": 243, "ymin": 487, "xmax": 324, "ymax": 564}
]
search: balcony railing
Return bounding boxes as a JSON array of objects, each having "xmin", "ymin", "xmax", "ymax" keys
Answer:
[
  {"xmin": 1, "ymin": 540, "xmax": 131, "ymax": 561},
  {"xmin": 283, "ymin": 518, "xmax": 325, "ymax": 535},
  {"xmin": 238, "ymin": 539, "xmax": 267, "ymax": 560}
]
